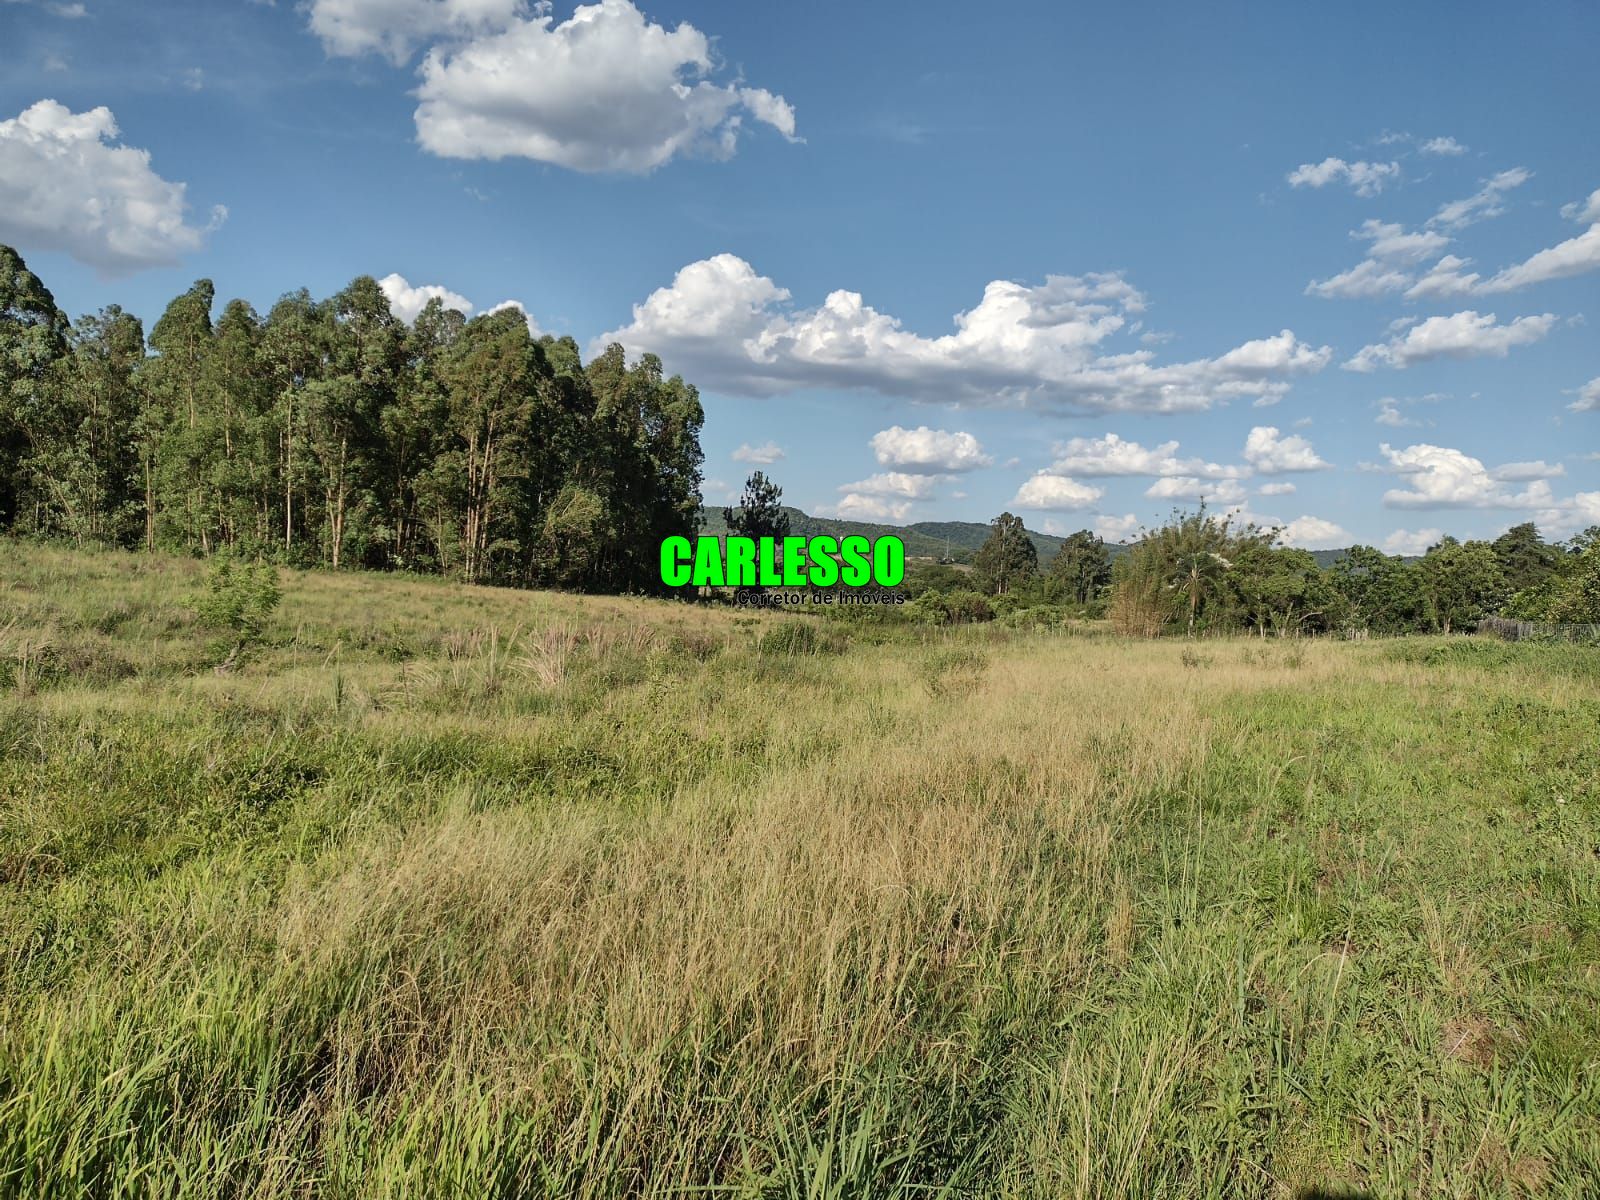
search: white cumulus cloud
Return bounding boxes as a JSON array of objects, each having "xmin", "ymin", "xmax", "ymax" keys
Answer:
[
  {"xmin": 1287, "ymin": 157, "xmax": 1400, "ymax": 197},
  {"xmin": 1306, "ymin": 219, "xmax": 1452, "ymax": 300},
  {"xmin": 1093, "ymin": 513, "xmax": 1142, "ymax": 542},
  {"xmin": 1011, "ymin": 474, "xmax": 1104, "ymax": 511},
  {"xmin": 484, "ymin": 298, "xmax": 542, "ymax": 334},
  {"xmin": 1561, "ymin": 188, "xmax": 1600, "ymax": 227},
  {"xmin": 829, "ymin": 494, "xmax": 911, "ymax": 522},
  {"xmin": 0, "ymin": 99, "xmax": 224, "ymax": 274},
  {"xmin": 1306, "ymin": 258, "xmax": 1413, "ymax": 300},
  {"xmin": 1242, "ymin": 426, "xmax": 1330, "ymax": 473},
  {"xmin": 1376, "ymin": 398, "xmax": 1421, "ymax": 428},
  {"xmin": 412, "ymin": 0, "xmax": 796, "ymax": 172},
  {"xmin": 1569, "ymin": 377, "xmax": 1600, "ymax": 414},
  {"xmin": 1490, "ymin": 460, "xmax": 1564, "ymax": 482},
  {"xmin": 1279, "ymin": 516, "xmax": 1351, "ymax": 550},
  {"xmin": 378, "ymin": 272, "xmax": 473, "ymax": 323},
  {"xmin": 1145, "ymin": 476, "xmax": 1248, "ymax": 504},
  {"xmin": 1344, "ymin": 310, "xmax": 1556, "ymax": 371},
  {"xmin": 1403, "ymin": 255, "xmax": 1480, "ymax": 300},
  {"xmin": 306, "ymin": 0, "xmax": 527, "ymax": 63},
  {"xmin": 1475, "ymin": 223, "xmax": 1600, "ymax": 293},
  {"xmin": 1045, "ymin": 432, "xmax": 1243, "ymax": 479},
  {"xmin": 1310, "ymin": 184, "xmax": 1600, "ymax": 301},
  {"xmin": 596, "ymin": 254, "xmax": 1331, "ymax": 412},
  {"xmin": 1379, "ymin": 442, "xmax": 1559, "ymax": 509},
  {"xmin": 1383, "ymin": 528, "xmax": 1444, "ymax": 556},
  {"xmin": 826, "ymin": 470, "xmax": 950, "ymax": 524},
  {"xmin": 1419, "ymin": 136, "xmax": 1467, "ymax": 157},
  {"xmin": 836, "ymin": 472, "xmax": 942, "ymax": 500},
  {"xmin": 869, "ymin": 425, "xmax": 991, "ymax": 473},
  {"xmin": 731, "ymin": 441, "xmax": 784, "ymax": 465}
]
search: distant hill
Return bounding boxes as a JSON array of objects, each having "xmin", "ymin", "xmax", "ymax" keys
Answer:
[
  {"xmin": 697, "ymin": 506, "xmax": 1071, "ymax": 563},
  {"xmin": 698, "ymin": 506, "xmax": 1382, "ymax": 569}
]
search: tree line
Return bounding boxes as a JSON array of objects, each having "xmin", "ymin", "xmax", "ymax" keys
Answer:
[
  {"xmin": 0, "ymin": 245, "xmax": 704, "ymax": 591},
  {"xmin": 909, "ymin": 507, "xmax": 1600, "ymax": 634}
]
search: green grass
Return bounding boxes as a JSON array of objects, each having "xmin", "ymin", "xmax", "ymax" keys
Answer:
[{"xmin": 1, "ymin": 542, "xmax": 1597, "ymax": 1197}]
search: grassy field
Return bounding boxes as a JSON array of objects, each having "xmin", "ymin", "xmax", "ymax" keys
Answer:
[{"xmin": 1, "ymin": 544, "xmax": 1597, "ymax": 1198}]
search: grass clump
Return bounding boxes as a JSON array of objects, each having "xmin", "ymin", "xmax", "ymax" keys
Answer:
[{"xmin": 758, "ymin": 618, "xmax": 843, "ymax": 657}]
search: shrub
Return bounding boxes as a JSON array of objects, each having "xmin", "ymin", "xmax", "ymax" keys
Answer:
[
  {"xmin": 1000, "ymin": 604, "xmax": 1069, "ymax": 630},
  {"xmin": 194, "ymin": 552, "xmax": 282, "ymax": 640}
]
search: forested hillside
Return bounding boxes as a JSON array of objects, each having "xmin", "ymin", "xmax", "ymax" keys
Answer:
[
  {"xmin": 0, "ymin": 245, "xmax": 703, "ymax": 591},
  {"xmin": 698, "ymin": 506, "xmax": 1070, "ymax": 563}
]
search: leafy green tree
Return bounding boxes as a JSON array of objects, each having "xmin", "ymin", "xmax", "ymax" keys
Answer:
[
  {"xmin": 1230, "ymin": 543, "xmax": 1339, "ymax": 636},
  {"xmin": 1162, "ymin": 507, "xmax": 1251, "ymax": 634},
  {"xmin": 143, "ymin": 279, "xmax": 216, "ymax": 552},
  {"xmin": 1546, "ymin": 537, "xmax": 1600, "ymax": 622},
  {"xmin": 203, "ymin": 299, "xmax": 272, "ymax": 551},
  {"xmin": 1419, "ymin": 539, "xmax": 1507, "ymax": 633},
  {"xmin": 1109, "ymin": 506, "xmax": 1277, "ymax": 635},
  {"xmin": 22, "ymin": 306, "xmax": 144, "ymax": 545},
  {"xmin": 903, "ymin": 561, "xmax": 969, "ymax": 598},
  {"xmin": 431, "ymin": 307, "xmax": 547, "ymax": 583},
  {"xmin": 541, "ymin": 482, "xmax": 606, "ymax": 586},
  {"xmin": 974, "ymin": 511, "xmax": 1037, "ymax": 596},
  {"xmin": 0, "ymin": 250, "xmax": 709, "ymax": 598},
  {"xmin": 194, "ymin": 550, "xmax": 281, "ymax": 640},
  {"xmin": 261, "ymin": 289, "xmax": 327, "ymax": 561},
  {"xmin": 301, "ymin": 276, "xmax": 404, "ymax": 569},
  {"xmin": 1492, "ymin": 522, "xmax": 1560, "ymax": 595},
  {"xmin": 1509, "ymin": 530, "xmax": 1600, "ymax": 622},
  {"xmin": 1171, "ymin": 545, "xmax": 1229, "ymax": 636},
  {"xmin": 1329, "ymin": 545, "xmax": 1428, "ymax": 634},
  {"xmin": 384, "ymin": 297, "xmax": 462, "ymax": 570},
  {"xmin": 0, "ymin": 245, "xmax": 68, "ymax": 529},
  {"xmin": 585, "ymin": 345, "xmax": 704, "ymax": 591},
  {"xmin": 1047, "ymin": 530, "xmax": 1112, "ymax": 605}
]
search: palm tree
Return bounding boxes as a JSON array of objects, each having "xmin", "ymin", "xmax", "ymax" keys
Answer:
[
  {"xmin": 1171, "ymin": 547, "xmax": 1229, "ymax": 636},
  {"xmin": 1152, "ymin": 502, "xmax": 1233, "ymax": 636}
]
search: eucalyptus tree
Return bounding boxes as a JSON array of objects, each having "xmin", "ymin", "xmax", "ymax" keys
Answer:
[
  {"xmin": 24, "ymin": 306, "xmax": 145, "ymax": 545},
  {"xmin": 587, "ymin": 345, "xmax": 704, "ymax": 591},
  {"xmin": 434, "ymin": 306, "xmax": 546, "ymax": 583},
  {"xmin": 204, "ymin": 299, "xmax": 272, "ymax": 549},
  {"xmin": 299, "ymin": 276, "xmax": 405, "ymax": 569},
  {"xmin": 0, "ymin": 245, "xmax": 715, "ymax": 599},
  {"xmin": 1047, "ymin": 529, "xmax": 1112, "ymax": 605},
  {"xmin": 384, "ymin": 297, "xmax": 462, "ymax": 570},
  {"xmin": 143, "ymin": 279, "xmax": 216, "ymax": 551},
  {"xmin": 975, "ymin": 511, "xmax": 1038, "ymax": 596},
  {"xmin": 0, "ymin": 245, "xmax": 68, "ymax": 528},
  {"xmin": 261, "ymin": 289, "xmax": 326, "ymax": 558}
]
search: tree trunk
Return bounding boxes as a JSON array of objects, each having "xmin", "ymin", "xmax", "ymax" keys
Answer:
[{"xmin": 283, "ymin": 391, "xmax": 294, "ymax": 553}]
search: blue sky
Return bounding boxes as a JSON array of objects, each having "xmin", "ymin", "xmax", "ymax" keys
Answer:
[{"xmin": 2, "ymin": 0, "xmax": 1596, "ymax": 551}]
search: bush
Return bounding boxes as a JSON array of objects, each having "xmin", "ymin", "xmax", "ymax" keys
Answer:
[
  {"xmin": 999, "ymin": 604, "xmax": 1069, "ymax": 630},
  {"xmin": 910, "ymin": 590, "xmax": 995, "ymax": 626},
  {"xmin": 194, "ymin": 552, "xmax": 282, "ymax": 640}
]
